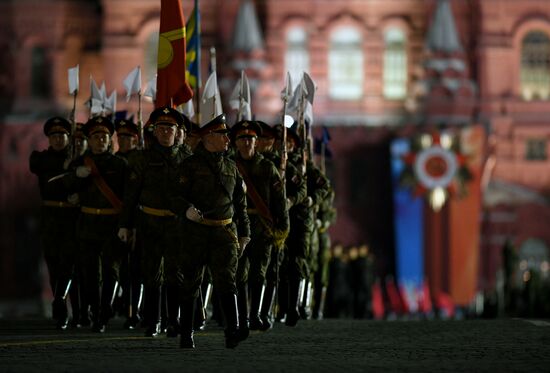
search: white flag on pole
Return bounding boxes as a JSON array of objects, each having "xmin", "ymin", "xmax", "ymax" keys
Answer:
[
  {"xmin": 123, "ymin": 66, "xmax": 142, "ymax": 102},
  {"xmin": 200, "ymin": 71, "xmax": 223, "ymax": 126},
  {"xmin": 143, "ymin": 76, "xmax": 157, "ymax": 101},
  {"xmin": 105, "ymin": 90, "xmax": 117, "ymax": 114},
  {"xmin": 68, "ymin": 65, "xmax": 79, "ymax": 95},
  {"xmin": 229, "ymin": 71, "xmax": 251, "ymax": 121}
]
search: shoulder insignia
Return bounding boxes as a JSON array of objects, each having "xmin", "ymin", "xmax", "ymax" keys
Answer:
[
  {"xmin": 273, "ymin": 180, "xmax": 283, "ymax": 191},
  {"xmin": 292, "ymin": 175, "xmax": 300, "ymax": 184},
  {"xmin": 129, "ymin": 172, "xmax": 138, "ymax": 180},
  {"xmin": 316, "ymin": 177, "xmax": 326, "ymax": 186}
]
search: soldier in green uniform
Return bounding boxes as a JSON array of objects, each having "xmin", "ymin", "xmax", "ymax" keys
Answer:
[
  {"xmin": 283, "ymin": 126, "xmax": 330, "ymax": 326},
  {"xmin": 312, "ymin": 188, "xmax": 336, "ymax": 319},
  {"xmin": 60, "ymin": 116, "xmax": 128, "ymax": 333},
  {"xmin": 29, "ymin": 117, "xmax": 79, "ymax": 330},
  {"xmin": 114, "ymin": 118, "xmax": 143, "ymax": 329},
  {"xmin": 118, "ymin": 107, "xmax": 192, "ymax": 337},
  {"xmin": 170, "ymin": 114, "xmax": 250, "ymax": 349},
  {"xmin": 256, "ymin": 121, "xmax": 307, "ymax": 329},
  {"xmin": 230, "ymin": 120, "xmax": 289, "ymax": 334}
]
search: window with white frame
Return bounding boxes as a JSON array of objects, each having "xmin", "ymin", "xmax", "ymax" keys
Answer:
[
  {"xmin": 521, "ymin": 31, "xmax": 550, "ymax": 101},
  {"xmin": 329, "ymin": 27, "xmax": 363, "ymax": 100},
  {"xmin": 383, "ymin": 28, "xmax": 407, "ymax": 100},
  {"xmin": 525, "ymin": 138, "xmax": 547, "ymax": 161},
  {"xmin": 285, "ymin": 27, "xmax": 309, "ymax": 88}
]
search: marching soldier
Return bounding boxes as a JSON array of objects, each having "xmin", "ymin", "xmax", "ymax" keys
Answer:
[
  {"xmin": 29, "ymin": 117, "xmax": 79, "ymax": 330},
  {"xmin": 256, "ymin": 121, "xmax": 307, "ymax": 329},
  {"xmin": 114, "ymin": 118, "xmax": 143, "ymax": 329},
  {"xmin": 118, "ymin": 107, "xmax": 192, "ymax": 337},
  {"xmin": 283, "ymin": 126, "xmax": 330, "ymax": 326},
  {"xmin": 312, "ymin": 188, "xmax": 336, "ymax": 320},
  {"xmin": 61, "ymin": 116, "xmax": 128, "ymax": 333},
  {"xmin": 231, "ymin": 120, "xmax": 289, "ymax": 334},
  {"xmin": 170, "ymin": 114, "xmax": 250, "ymax": 349}
]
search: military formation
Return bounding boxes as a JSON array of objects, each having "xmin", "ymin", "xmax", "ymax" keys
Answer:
[{"xmin": 29, "ymin": 106, "xmax": 336, "ymax": 349}]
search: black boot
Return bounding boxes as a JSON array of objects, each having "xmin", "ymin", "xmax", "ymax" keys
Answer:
[
  {"xmin": 53, "ymin": 278, "xmax": 71, "ymax": 330},
  {"xmin": 249, "ymin": 285, "xmax": 265, "ymax": 330},
  {"xmin": 285, "ymin": 278, "xmax": 302, "ymax": 327},
  {"xmin": 179, "ymin": 297, "xmax": 196, "ymax": 349},
  {"xmin": 220, "ymin": 293, "xmax": 243, "ymax": 349},
  {"xmin": 236, "ymin": 284, "xmax": 249, "ymax": 340},
  {"xmin": 193, "ymin": 291, "xmax": 206, "ymax": 331},
  {"xmin": 69, "ymin": 280, "xmax": 81, "ymax": 328},
  {"xmin": 144, "ymin": 286, "xmax": 162, "ymax": 337},
  {"xmin": 276, "ymin": 278, "xmax": 288, "ymax": 323},
  {"xmin": 99, "ymin": 280, "xmax": 119, "ymax": 330},
  {"xmin": 259, "ymin": 283, "xmax": 276, "ymax": 331},
  {"xmin": 166, "ymin": 285, "xmax": 181, "ymax": 338}
]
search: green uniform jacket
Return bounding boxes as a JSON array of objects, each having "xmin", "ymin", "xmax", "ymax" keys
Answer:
[
  {"xmin": 236, "ymin": 152, "xmax": 289, "ymax": 238},
  {"xmin": 120, "ymin": 142, "xmax": 192, "ymax": 228},
  {"xmin": 63, "ymin": 151, "xmax": 128, "ymax": 240},
  {"xmin": 172, "ymin": 143, "xmax": 250, "ymax": 238},
  {"xmin": 263, "ymin": 150, "xmax": 308, "ymax": 208}
]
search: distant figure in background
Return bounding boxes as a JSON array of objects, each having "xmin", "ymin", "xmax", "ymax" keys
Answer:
[
  {"xmin": 29, "ymin": 117, "xmax": 79, "ymax": 330},
  {"xmin": 350, "ymin": 244, "xmax": 374, "ymax": 319},
  {"xmin": 325, "ymin": 243, "xmax": 351, "ymax": 318}
]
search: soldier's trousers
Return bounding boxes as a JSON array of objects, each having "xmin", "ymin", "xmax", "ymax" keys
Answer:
[
  {"xmin": 177, "ymin": 220, "xmax": 239, "ymax": 301},
  {"xmin": 78, "ymin": 237, "xmax": 123, "ymax": 322}
]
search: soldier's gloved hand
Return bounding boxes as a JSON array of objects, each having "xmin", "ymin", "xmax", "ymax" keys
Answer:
[
  {"xmin": 238, "ymin": 237, "xmax": 251, "ymax": 255},
  {"xmin": 315, "ymin": 219, "xmax": 323, "ymax": 229},
  {"xmin": 185, "ymin": 207, "xmax": 203, "ymax": 222},
  {"xmin": 305, "ymin": 196, "xmax": 313, "ymax": 207},
  {"xmin": 286, "ymin": 197, "xmax": 293, "ymax": 209},
  {"xmin": 67, "ymin": 193, "xmax": 79, "ymax": 205},
  {"xmin": 76, "ymin": 165, "xmax": 92, "ymax": 178},
  {"xmin": 118, "ymin": 228, "xmax": 129, "ymax": 243}
]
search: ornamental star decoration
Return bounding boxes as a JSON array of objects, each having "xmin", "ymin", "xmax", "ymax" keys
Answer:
[{"xmin": 399, "ymin": 131, "xmax": 473, "ymax": 211}]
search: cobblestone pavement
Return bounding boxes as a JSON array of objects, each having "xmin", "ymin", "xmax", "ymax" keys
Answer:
[{"xmin": 0, "ymin": 318, "xmax": 549, "ymax": 372}]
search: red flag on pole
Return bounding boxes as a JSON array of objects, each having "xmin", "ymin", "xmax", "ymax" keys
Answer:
[
  {"xmin": 156, "ymin": 0, "xmax": 193, "ymax": 108},
  {"xmin": 371, "ymin": 280, "xmax": 385, "ymax": 320}
]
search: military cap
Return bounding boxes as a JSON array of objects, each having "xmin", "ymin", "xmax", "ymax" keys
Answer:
[
  {"xmin": 43, "ymin": 117, "xmax": 71, "ymax": 136},
  {"xmin": 149, "ymin": 106, "xmax": 184, "ymax": 128},
  {"xmin": 74, "ymin": 122, "xmax": 85, "ymax": 139},
  {"xmin": 198, "ymin": 114, "xmax": 230, "ymax": 136},
  {"xmin": 257, "ymin": 121, "xmax": 278, "ymax": 139},
  {"xmin": 83, "ymin": 116, "xmax": 114, "ymax": 137},
  {"xmin": 231, "ymin": 120, "xmax": 262, "ymax": 140},
  {"xmin": 114, "ymin": 118, "xmax": 139, "ymax": 137}
]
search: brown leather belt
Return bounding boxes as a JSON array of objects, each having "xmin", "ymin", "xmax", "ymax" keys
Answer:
[
  {"xmin": 81, "ymin": 206, "xmax": 120, "ymax": 215},
  {"xmin": 140, "ymin": 205, "xmax": 176, "ymax": 217},
  {"xmin": 43, "ymin": 200, "xmax": 77, "ymax": 208},
  {"xmin": 196, "ymin": 217, "xmax": 232, "ymax": 227}
]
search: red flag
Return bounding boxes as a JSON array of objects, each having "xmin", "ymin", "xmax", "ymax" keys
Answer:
[
  {"xmin": 371, "ymin": 280, "xmax": 385, "ymax": 320},
  {"xmin": 156, "ymin": 0, "xmax": 193, "ymax": 108},
  {"xmin": 418, "ymin": 280, "xmax": 433, "ymax": 314},
  {"xmin": 385, "ymin": 278, "xmax": 404, "ymax": 315},
  {"xmin": 436, "ymin": 292, "xmax": 455, "ymax": 318}
]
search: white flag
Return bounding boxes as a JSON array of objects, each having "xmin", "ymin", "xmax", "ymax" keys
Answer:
[
  {"xmin": 303, "ymin": 72, "xmax": 316, "ymax": 105},
  {"xmin": 229, "ymin": 71, "xmax": 251, "ymax": 121},
  {"xmin": 200, "ymin": 71, "xmax": 223, "ymax": 126},
  {"xmin": 281, "ymin": 71, "xmax": 293, "ymax": 101},
  {"xmin": 105, "ymin": 90, "xmax": 117, "ymax": 114},
  {"xmin": 178, "ymin": 99, "xmax": 195, "ymax": 121},
  {"xmin": 68, "ymin": 65, "xmax": 79, "ymax": 95},
  {"xmin": 123, "ymin": 66, "xmax": 142, "ymax": 102},
  {"xmin": 99, "ymin": 82, "xmax": 107, "ymax": 101},
  {"xmin": 143, "ymin": 76, "xmax": 157, "ymax": 101}
]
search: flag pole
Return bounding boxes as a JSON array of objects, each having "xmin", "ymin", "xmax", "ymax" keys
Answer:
[
  {"xmin": 280, "ymin": 73, "xmax": 290, "ymax": 179},
  {"xmin": 137, "ymin": 90, "xmax": 144, "ymax": 149},
  {"xmin": 238, "ymin": 70, "xmax": 244, "ymax": 121},
  {"xmin": 195, "ymin": 0, "xmax": 201, "ymax": 124},
  {"xmin": 210, "ymin": 47, "xmax": 217, "ymax": 119}
]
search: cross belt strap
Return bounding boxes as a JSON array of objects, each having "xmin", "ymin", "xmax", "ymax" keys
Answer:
[
  {"xmin": 236, "ymin": 160, "xmax": 274, "ymax": 226},
  {"xmin": 83, "ymin": 156, "xmax": 123, "ymax": 213}
]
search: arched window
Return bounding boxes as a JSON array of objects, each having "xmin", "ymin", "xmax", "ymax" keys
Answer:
[
  {"xmin": 521, "ymin": 31, "xmax": 550, "ymax": 101},
  {"xmin": 31, "ymin": 47, "xmax": 50, "ymax": 98},
  {"xmin": 285, "ymin": 27, "xmax": 309, "ymax": 88},
  {"xmin": 144, "ymin": 32, "xmax": 159, "ymax": 82},
  {"xmin": 383, "ymin": 28, "xmax": 407, "ymax": 100},
  {"xmin": 329, "ymin": 27, "xmax": 363, "ymax": 100}
]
